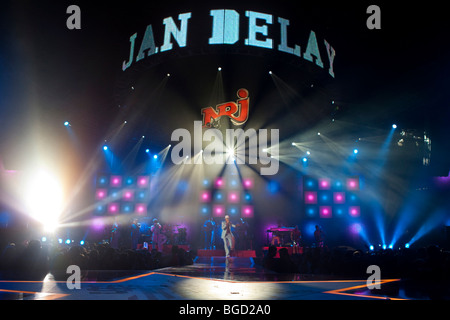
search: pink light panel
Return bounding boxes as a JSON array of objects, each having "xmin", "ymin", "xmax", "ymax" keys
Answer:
[
  {"xmin": 319, "ymin": 206, "xmax": 332, "ymax": 218},
  {"xmin": 135, "ymin": 203, "xmax": 147, "ymax": 215},
  {"xmin": 318, "ymin": 178, "xmax": 331, "ymax": 190},
  {"xmin": 96, "ymin": 189, "xmax": 107, "ymax": 200},
  {"xmin": 110, "ymin": 176, "xmax": 122, "ymax": 187},
  {"xmin": 123, "ymin": 190, "xmax": 134, "ymax": 201},
  {"xmin": 303, "ymin": 176, "xmax": 360, "ymax": 219},
  {"xmin": 243, "ymin": 178, "xmax": 253, "ymax": 189},
  {"xmin": 214, "ymin": 177, "xmax": 225, "ymax": 189},
  {"xmin": 200, "ymin": 191, "xmax": 211, "ymax": 202},
  {"xmin": 213, "ymin": 205, "xmax": 225, "ymax": 218},
  {"xmin": 304, "ymin": 191, "xmax": 317, "ymax": 204},
  {"xmin": 137, "ymin": 176, "xmax": 149, "ymax": 187},
  {"xmin": 349, "ymin": 206, "xmax": 360, "ymax": 217},
  {"xmin": 199, "ymin": 177, "xmax": 255, "ymax": 219},
  {"xmin": 242, "ymin": 205, "xmax": 254, "ymax": 218},
  {"xmin": 228, "ymin": 191, "xmax": 240, "ymax": 203},
  {"xmin": 108, "ymin": 203, "xmax": 119, "ymax": 214},
  {"xmin": 333, "ymin": 192, "xmax": 345, "ymax": 204},
  {"xmin": 95, "ymin": 175, "xmax": 154, "ymax": 217},
  {"xmin": 347, "ymin": 178, "xmax": 359, "ymax": 190}
]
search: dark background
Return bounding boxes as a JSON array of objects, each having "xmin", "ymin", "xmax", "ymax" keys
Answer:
[
  {"xmin": 0, "ymin": 1, "xmax": 449, "ymax": 248},
  {"xmin": 1, "ymin": 1, "xmax": 448, "ymax": 172}
]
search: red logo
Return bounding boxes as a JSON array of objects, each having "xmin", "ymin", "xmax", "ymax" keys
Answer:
[{"xmin": 201, "ymin": 89, "xmax": 249, "ymax": 127}]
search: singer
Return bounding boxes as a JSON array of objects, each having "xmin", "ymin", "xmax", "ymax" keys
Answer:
[{"xmin": 221, "ymin": 215, "xmax": 236, "ymax": 258}]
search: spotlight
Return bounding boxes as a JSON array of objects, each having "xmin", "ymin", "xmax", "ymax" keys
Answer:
[
  {"xmin": 64, "ymin": 121, "xmax": 70, "ymax": 126},
  {"xmin": 153, "ymin": 154, "xmax": 158, "ymax": 159},
  {"xmin": 24, "ymin": 168, "xmax": 63, "ymax": 232},
  {"xmin": 269, "ymin": 70, "xmax": 273, "ymax": 75},
  {"xmin": 218, "ymin": 67, "xmax": 222, "ymax": 71},
  {"xmin": 226, "ymin": 148, "xmax": 235, "ymax": 158},
  {"xmin": 291, "ymin": 142, "xmax": 296, "ymax": 146},
  {"xmin": 146, "ymin": 149, "xmax": 150, "ymax": 153},
  {"xmin": 65, "ymin": 239, "xmax": 71, "ymax": 245},
  {"xmin": 167, "ymin": 73, "xmax": 171, "ymax": 77},
  {"xmin": 306, "ymin": 151, "xmax": 311, "ymax": 155},
  {"xmin": 142, "ymin": 135, "xmax": 145, "ymax": 139},
  {"xmin": 317, "ymin": 132, "xmax": 321, "ymax": 136},
  {"xmin": 80, "ymin": 240, "xmax": 85, "ymax": 245},
  {"xmin": 369, "ymin": 245, "xmax": 374, "ymax": 251},
  {"xmin": 392, "ymin": 124, "xmax": 397, "ymax": 129},
  {"xmin": 353, "ymin": 148, "xmax": 359, "ymax": 154},
  {"xmin": 103, "ymin": 145, "xmax": 108, "ymax": 151},
  {"xmin": 302, "ymin": 157, "xmax": 308, "ymax": 162},
  {"xmin": 405, "ymin": 243, "xmax": 410, "ymax": 248}
]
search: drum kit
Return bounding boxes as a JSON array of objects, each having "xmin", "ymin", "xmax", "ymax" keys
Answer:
[
  {"xmin": 141, "ymin": 222, "xmax": 187, "ymax": 245},
  {"xmin": 160, "ymin": 223, "xmax": 187, "ymax": 245}
]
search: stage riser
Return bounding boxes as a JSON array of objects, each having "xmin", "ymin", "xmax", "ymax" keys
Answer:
[
  {"xmin": 136, "ymin": 244, "xmax": 190, "ymax": 254},
  {"xmin": 197, "ymin": 249, "xmax": 256, "ymax": 258},
  {"xmin": 262, "ymin": 246, "xmax": 303, "ymax": 258}
]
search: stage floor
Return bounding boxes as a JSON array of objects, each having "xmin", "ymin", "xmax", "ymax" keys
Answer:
[{"xmin": 0, "ymin": 256, "xmax": 445, "ymax": 301}]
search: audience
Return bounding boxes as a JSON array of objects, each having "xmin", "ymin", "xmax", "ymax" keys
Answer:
[
  {"xmin": 0, "ymin": 240, "xmax": 194, "ymax": 280},
  {"xmin": 259, "ymin": 244, "xmax": 450, "ymax": 282},
  {"xmin": 1, "ymin": 238, "xmax": 450, "ymax": 287}
]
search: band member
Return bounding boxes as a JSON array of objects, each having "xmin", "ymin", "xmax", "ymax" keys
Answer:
[
  {"xmin": 236, "ymin": 217, "xmax": 249, "ymax": 250},
  {"xmin": 131, "ymin": 218, "xmax": 140, "ymax": 249},
  {"xmin": 110, "ymin": 218, "xmax": 120, "ymax": 249},
  {"xmin": 203, "ymin": 217, "xmax": 216, "ymax": 249},
  {"xmin": 291, "ymin": 225, "xmax": 302, "ymax": 246},
  {"xmin": 270, "ymin": 220, "xmax": 284, "ymax": 246},
  {"xmin": 221, "ymin": 215, "xmax": 236, "ymax": 258},
  {"xmin": 314, "ymin": 225, "xmax": 325, "ymax": 248},
  {"xmin": 292, "ymin": 225, "xmax": 302, "ymax": 254},
  {"xmin": 151, "ymin": 218, "xmax": 163, "ymax": 252}
]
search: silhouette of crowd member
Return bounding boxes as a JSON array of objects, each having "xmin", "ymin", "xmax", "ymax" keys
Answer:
[
  {"xmin": 16, "ymin": 240, "xmax": 48, "ymax": 280},
  {"xmin": 263, "ymin": 245, "xmax": 278, "ymax": 271},
  {"xmin": 277, "ymin": 247, "xmax": 296, "ymax": 273},
  {"xmin": 0, "ymin": 243, "xmax": 17, "ymax": 272}
]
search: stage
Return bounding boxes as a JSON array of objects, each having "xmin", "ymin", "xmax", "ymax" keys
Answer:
[
  {"xmin": 197, "ymin": 249, "xmax": 256, "ymax": 258},
  {"xmin": 0, "ymin": 256, "xmax": 425, "ymax": 301}
]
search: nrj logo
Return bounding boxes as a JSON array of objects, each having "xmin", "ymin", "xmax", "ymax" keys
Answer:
[
  {"xmin": 201, "ymin": 88, "xmax": 250, "ymax": 128},
  {"xmin": 171, "ymin": 89, "xmax": 279, "ymax": 176}
]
